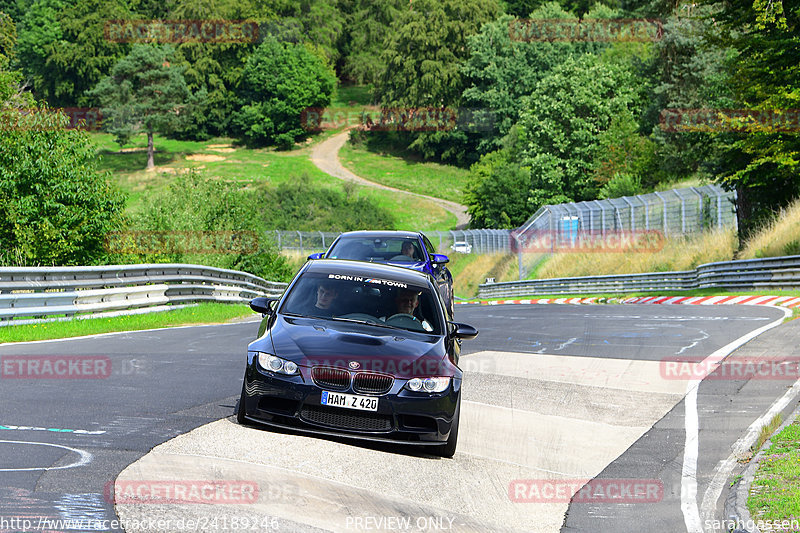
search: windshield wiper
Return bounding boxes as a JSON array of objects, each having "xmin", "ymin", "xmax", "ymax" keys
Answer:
[{"xmin": 329, "ymin": 316, "xmax": 385, "ymax": 327}]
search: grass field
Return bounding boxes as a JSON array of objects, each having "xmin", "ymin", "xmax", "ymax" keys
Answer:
[
  {"xmin": 741, "ymin": 197, "xmax": 800, "ymax": 259},
  {"xmin": 533, "ymin": 228, "xmax": 738, "ymax": 279},
  {"xmin": 92, "ymin": 132, "xmax": 456, "ymax": 230},
  {"xmin": 748, "ymin": 418, "xmax": 800, "ymax": 526},
  {"xmin": 0, "ymin": 304, "xmax": 255, "ymax": 343},
  {"xmin": 339, "ymin": 141, "xmax": 470, "ymax": 204}
]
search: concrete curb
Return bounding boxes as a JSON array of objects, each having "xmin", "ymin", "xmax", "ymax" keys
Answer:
[
  {"xmin": 724, "ymin": 402, "xmax": 800, "ymax": 533},
  {"xmin": 457, "ymin": 294, "xmax": 800, "ymax": 308}
]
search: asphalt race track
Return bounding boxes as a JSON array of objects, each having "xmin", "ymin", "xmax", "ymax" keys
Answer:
[{"xmin": 1, "ymin": 304, "xmax": 797, "ymax": 532}]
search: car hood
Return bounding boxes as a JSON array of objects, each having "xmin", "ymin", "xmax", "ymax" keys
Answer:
[
  {"xmin": 381, "ymin": 260, "xmax": 427, "ymax": 272},
  {"xmin": 248, "ymin": 315, "xmax": 453, "ymax": 378}
]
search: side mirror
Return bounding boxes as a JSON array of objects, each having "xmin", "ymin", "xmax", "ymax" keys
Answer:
[
  {"xmin": 431, "ymin": 253, "xmax": 449, "ymax": 265},
  {"xmin": 250, "ymin": 297, "xmax": 277, "ymax": 315},
  {"xmin": 450, "ymin": 322, "xmax": 478, "ymax": 340},
  {"xmin": 307, "ymin": 252, "xmax": 324, "ymax": 260}
]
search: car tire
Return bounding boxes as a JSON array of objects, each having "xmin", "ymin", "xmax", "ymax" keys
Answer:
[
  {"xmin": 436, "ymin": 396, "xmax": 460, "ymax": 458},
  {"xmin": 236, "ymin": 380, "xmax": 248, "ymax": 425}
]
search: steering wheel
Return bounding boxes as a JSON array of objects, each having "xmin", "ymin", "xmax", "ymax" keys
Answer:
[{"xmin": 387, "ymin": 313, "xmax": 417, "ymax": 321}]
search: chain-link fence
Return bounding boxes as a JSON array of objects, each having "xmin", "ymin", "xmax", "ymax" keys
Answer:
[
  {"xmin": 510, "ymin": 184, "xmax": 737, "ymax": 279},
  {"xmin": 516, "ymin": 184, "xmax": 736, "ymax": 238},
  {"xmin": 266, "ymin": 186, "xmax": 738, "ymax": 279}
]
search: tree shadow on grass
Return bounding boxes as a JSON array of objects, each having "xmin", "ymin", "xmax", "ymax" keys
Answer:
[{"xmin": 97, "ymin": 150, "xmax": 181, "ymax": 173}]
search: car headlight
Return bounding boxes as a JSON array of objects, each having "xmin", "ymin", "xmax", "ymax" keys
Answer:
[
  {"xmin": 257, "ymin": 352, "xmax": 299, "ymax": 376},
  {"xmin": 405, "ymin": 377, "xmax": 450, "ymax": 393}
]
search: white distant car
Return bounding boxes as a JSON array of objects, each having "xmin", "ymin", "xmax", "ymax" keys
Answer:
[{"xmin": 451, "ymin": 241, "xmax": 472, "ymax": 254}]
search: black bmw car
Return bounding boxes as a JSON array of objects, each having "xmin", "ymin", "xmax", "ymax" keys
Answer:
[{"xmin": 236, "ymin": 259, "xmax": 477, "ymax": 457}]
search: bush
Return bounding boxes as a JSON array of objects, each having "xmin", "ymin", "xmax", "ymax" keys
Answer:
[
  {"xmin": 117, "ymin": 172, "xmax": 294, "ymax": 282},
  {"xmin": 232, "ymin": 38, "xmax": 336, "ymax": 148},
  {"xmin": 257, "ymin": 174, "xmax": 395, "ymax": 231},
  {"xmin": 0, "ymin": 108, "xmax": 126, "ymax": 265}
]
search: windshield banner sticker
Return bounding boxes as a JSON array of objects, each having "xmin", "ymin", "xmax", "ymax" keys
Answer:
[{"xmin": 328, "ymin": 274, "xmax": 408, "ymax": 289}]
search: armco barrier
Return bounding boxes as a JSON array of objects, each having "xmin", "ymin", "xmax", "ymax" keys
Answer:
[
  {"xmin": 0, "ymin": 264, "xmax": 287, "ymax": 323},
  {"xmin": 478, "ymin": 255, "xmax": 800, "ymax": 298}
]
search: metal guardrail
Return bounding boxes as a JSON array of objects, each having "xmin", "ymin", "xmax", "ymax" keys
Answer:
[
  {"xmin": 0, "ymin": 264, "xmax": 288, "ymax": 322},
  {"xmin": 478, "ymin": 255, "xmax": 800, "ymax": 298}
]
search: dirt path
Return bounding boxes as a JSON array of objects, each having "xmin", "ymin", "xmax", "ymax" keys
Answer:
[{"xmin": 310, "ymin": 129, "xmax": 470, "ymax": 228}]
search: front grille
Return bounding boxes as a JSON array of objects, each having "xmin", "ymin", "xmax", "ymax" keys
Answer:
[
  {"xmin": 311, "ymin": 367, "xmax": 350, "ymax": 389},
  {"xmin": 353, "ymin": 372, "xmax": 393, "ymax": 394},
  {"xmin": 300, "ymin": 405, "xmax": 392, "ymax": 431}
]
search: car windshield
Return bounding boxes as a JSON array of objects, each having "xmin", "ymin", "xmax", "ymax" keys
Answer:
[
  {"xmin": 327, "ymin": 237, "xmax": 424, "ymax": 263},
  {"xmin": 280, "ymin": 272, "xmax": 442, "ymax": 334}
]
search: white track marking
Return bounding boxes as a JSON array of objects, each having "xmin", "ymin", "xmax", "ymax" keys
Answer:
[
  {"xmin": 0, "ymin": 440, "xmax": 92, "ymax": 471},
  {"xmin": 0, "ymin": 320, "xmax": 257, "ymax": 346},
  {"xmin": 681, "ymin": 307, "xmax": 789, "ymax": 533},
  {"xmin": 700, "ymin": 379, "xmax": 800, "ymax": 530}
]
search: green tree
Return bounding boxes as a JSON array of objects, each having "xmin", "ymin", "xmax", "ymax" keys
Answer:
[
  {"xmin": 169, "ymin": 0, "xmax": 276, "ymax": 139},
  {"xmin": 374, "ymin": 0, "xmax": 501, "ymax": 108},
  {"xmin": 232, "ymin": 37, "xmax": 336, "ymax": 148},
  {"xmin": 641, "ymin": 12, "xmax": 735, "ymax": 183},
  {"xmin": 270, "ymin": 0, "xmax": 345, "ymax": 67},
  {"xmin": 592, "ymin": 109, "xmax": 656, "ymax": 190},
  {"xmin": 14, "ymin": 0, "xmax": 66, "ymax": 102},
  {"xmin": 0, "ymin": 74, "xmax": 125, "ymax": 265},
  {"xmin": 339, "ymin": 0, "xmax": 405, "ymax": 84},
  {"xmin": 699, "ymin": 0, "xmax": 800, "ymax": 238},
  {"xmin": 22, "ymin": 0, "xmax": 133, "ymax": 106},
  {"xmin": 458, "ymin": 4, "xmax": 617, "ymax": 161},
  {"xmin": 464, "ymin": 53, "xmax": 645, "ymax": 226},
  {"xmin": 0, "ymin": 10, "xmax": 14, "ymax": 63},
  {"xmin": 518, "ymin": 55, "xmax": 645, "ymax": 208},
  {"xmin": 91, "ymin": 45, "xmax": 193, "ymax": 170},
  {"xmin": 463, "ymin": 127, "xmax": 532, "ymax": 228}
]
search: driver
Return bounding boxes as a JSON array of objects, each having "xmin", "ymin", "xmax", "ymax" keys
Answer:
[
  {"xmin": 390, "ymin": 241, "xmax": 416, "ymax": 262},
  {"xmin": 311, "ymin": 281, "xmax": 339, "ymax": 317}
]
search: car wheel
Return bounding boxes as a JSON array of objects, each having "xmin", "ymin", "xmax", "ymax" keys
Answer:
[
  {"xmin": 236, "ymin": 380, "xmax": 248, "ymax": 425},
  {"xmin": 436, "ymin": 396, "xmax": 460, "ymax": 458}
]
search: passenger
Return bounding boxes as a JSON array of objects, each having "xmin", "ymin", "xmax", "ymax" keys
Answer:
[
  {"xmin": 394, "ymin": 288, "xmax": 420, "ymax": 315},
  {"xmin": 387, "ymin": 289, "xmax": 433, "ymax": 331}
]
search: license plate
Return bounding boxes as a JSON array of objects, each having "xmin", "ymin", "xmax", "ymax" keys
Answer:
[{"xmin": 320, "ymin": 391, "xmax": 378, "ymax": 411}]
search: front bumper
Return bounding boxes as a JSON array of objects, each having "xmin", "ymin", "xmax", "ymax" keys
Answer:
[{"xmin": 240, "ymin": 359, "xmax": 460, "ymax": 445}]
